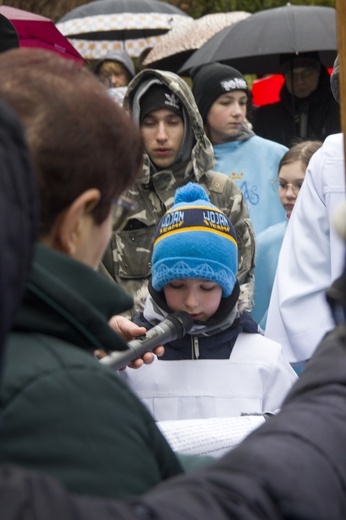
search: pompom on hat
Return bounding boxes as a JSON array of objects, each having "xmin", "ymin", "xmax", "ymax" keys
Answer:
[
  {"xmin": 190, "ymin": 62, "xmax": 249, "ymax": 122},
  {"xmin": 151, "ymin": 183, "xmax": 238, "ymax": 297}
]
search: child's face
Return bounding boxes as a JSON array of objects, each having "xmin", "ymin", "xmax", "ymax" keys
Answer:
[
  {"xmin": 98, "ymin": 62, "xmax": 131, "ymax": 88},
  {"xmin": 206, "ymin": 91, "xmax": 247, "ymax": 144},
  {"xmin": 164, "ymin": 278, "xmax": 223, "ymax": 322},
  {"xmin": 277, "ymin": 160, "xmax": 305, "ymax": 217}
]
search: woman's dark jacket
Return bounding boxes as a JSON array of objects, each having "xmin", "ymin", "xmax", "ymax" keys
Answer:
[{"xmin": 0, "ymin": 244, "xmax": 182, "ymax": 500}]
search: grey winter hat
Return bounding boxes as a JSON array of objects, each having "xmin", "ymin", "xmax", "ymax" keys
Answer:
[
  {"xmin": 330, "ymin": 55, "xmax": 339, "ymax": 104},
  {"xmin": 93, "ymin": 50, "xmax": 135, "ymax": 79},
  {"xmin": 191, "ymin": 62, "xmax": 249, "ymax": 122}
]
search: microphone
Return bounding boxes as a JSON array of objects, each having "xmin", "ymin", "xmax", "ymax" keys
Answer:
[{"xmin": 100, "ymin": 311, "xmax": 193, "ymax": 370}]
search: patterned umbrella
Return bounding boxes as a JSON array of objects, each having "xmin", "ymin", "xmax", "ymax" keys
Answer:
[
  {"xmin": 56, "ymin": 0, "xmax": 192, "ymax": 59},
  {"xmin": 142, "ymin": 11, "xmax": 251, "ymax": 72},
  {"xmin": 0, "ymin": 6, "xmax": 86, "ymax": 65}
]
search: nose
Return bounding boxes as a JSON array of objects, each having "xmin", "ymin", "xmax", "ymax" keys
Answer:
[
  {"xmin": 232, "ymin": 103, "xmax": 243, "ymax": 117},
  {"xmin": 184, "ymin": 290, "xmax": 199, "ymax": 311},
  {"xmin": 285, "ymin": 184, "xmax": 296, "ymax": 198},
  {"xmin": 293, "ymin": 77, "xmax": 305, "ymax": 88},
  {"xmin": 109, "ymin": 74, "xmax": 120, "ymax": 87},
  {"xmin": 156, "ymin": 122, "xmax": 168, "ymax": 142}
]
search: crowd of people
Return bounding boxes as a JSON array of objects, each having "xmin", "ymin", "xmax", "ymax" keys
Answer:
[{"xmin": 0, "ymin": 19, "xmax": 345, "ymax": 520}]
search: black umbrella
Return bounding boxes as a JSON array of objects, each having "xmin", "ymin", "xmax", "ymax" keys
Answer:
[
  {"xmin": 180, "ymin": 4, "xmax": 337, "ymax": 76},
  {"xmin": 57, "ymin": 0, "xmax": 191, "ymax": 59}
]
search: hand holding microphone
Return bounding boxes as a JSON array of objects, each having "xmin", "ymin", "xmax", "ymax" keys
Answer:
[{"xmin": 100, "ymin": 311, "xmax": 193, "ymax": 371}]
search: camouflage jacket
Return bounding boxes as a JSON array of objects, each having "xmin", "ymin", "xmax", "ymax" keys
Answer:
[{"xmin": 102, "ymin": 70, "xmax": 255, "ymax": 314}]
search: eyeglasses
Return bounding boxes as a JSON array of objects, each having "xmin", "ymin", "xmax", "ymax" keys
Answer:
[
  {"xmin": 271, "ymin": 179, "xmax": 303, "ymax": 196},
  {"xmin": 110, "ymin": 196, "xmax": 137, "ymax": 232}
]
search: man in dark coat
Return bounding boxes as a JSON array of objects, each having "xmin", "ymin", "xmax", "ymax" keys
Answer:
[
  {"xmin": 1, "ymin": 63, "xmax": 346, "ymax": 518},
  {"xmin": 253, "ymin": 52, "xmax": 341, "ymax": 147}
]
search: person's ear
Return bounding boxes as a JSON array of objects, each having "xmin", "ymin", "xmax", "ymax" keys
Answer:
[{"xmin": 52, "ymin": 189, "xmax": 101, "ymax": 256}]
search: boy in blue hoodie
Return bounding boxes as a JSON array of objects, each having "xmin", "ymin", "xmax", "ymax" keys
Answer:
[{"xmin": 191, "ymin": 62, "xmax": 287, "ymax": 235}]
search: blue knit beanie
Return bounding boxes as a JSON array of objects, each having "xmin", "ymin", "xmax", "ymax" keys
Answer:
[{"xmin": 151, "ymin": 183, "xmax": 238, "ymax": 297}]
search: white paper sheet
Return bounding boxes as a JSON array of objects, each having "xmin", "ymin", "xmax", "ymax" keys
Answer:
[{"xmin": 157, "ymin": 415, "xmax": 265, "ymax": 458}]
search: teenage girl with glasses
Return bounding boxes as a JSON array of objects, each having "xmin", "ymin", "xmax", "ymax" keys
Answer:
[{"xmin": 252, "ymin": 140, "xmax": 322, "ymax": 335}]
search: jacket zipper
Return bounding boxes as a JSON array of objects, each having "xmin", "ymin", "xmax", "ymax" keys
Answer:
[{"xmin": 192, "ymin": 336, "xmax": 199, "ymax": 359}]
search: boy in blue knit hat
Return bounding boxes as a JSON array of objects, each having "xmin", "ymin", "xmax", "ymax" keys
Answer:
[
  {"xmin": 121, "ymin": 183, "xmax": 297, "ymax": 422},
  {"xmin": 151, "ymin": 182, "xmax": 238, "ymax": 324}
]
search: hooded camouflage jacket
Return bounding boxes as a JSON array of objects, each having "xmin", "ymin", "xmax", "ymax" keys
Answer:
[{"xmin": 103, "ymin": 69, "xmax": 255, "ymax": 315}]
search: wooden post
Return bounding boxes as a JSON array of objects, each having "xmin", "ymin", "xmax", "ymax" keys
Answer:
[{"xmin": 335, "ymin": 0, "xmax": 346, "ymax": 176}]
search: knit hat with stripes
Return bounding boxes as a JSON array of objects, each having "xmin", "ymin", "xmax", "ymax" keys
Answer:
[{"xmin": 151, "ymin": 183, "xmax": 238, "ymax": 297}]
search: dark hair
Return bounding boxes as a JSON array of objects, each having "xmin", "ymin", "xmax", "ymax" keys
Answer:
[
  {"xmin": 0, "ymin": 48, "xmax": 143, "ymax": 236},
  {"xmin": 278, "ymin": 140, "xmax": 323, "ymax": 174}
]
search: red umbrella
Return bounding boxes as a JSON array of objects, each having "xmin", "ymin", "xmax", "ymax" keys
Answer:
[{"xmin": 0, "ymin": 5, "xmax": 86, "ymax": 65}]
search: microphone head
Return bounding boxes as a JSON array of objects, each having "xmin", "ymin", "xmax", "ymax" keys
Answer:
[{"xmin": 166, "ymin": 311, "xmax": 194, "ymax": 339}]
